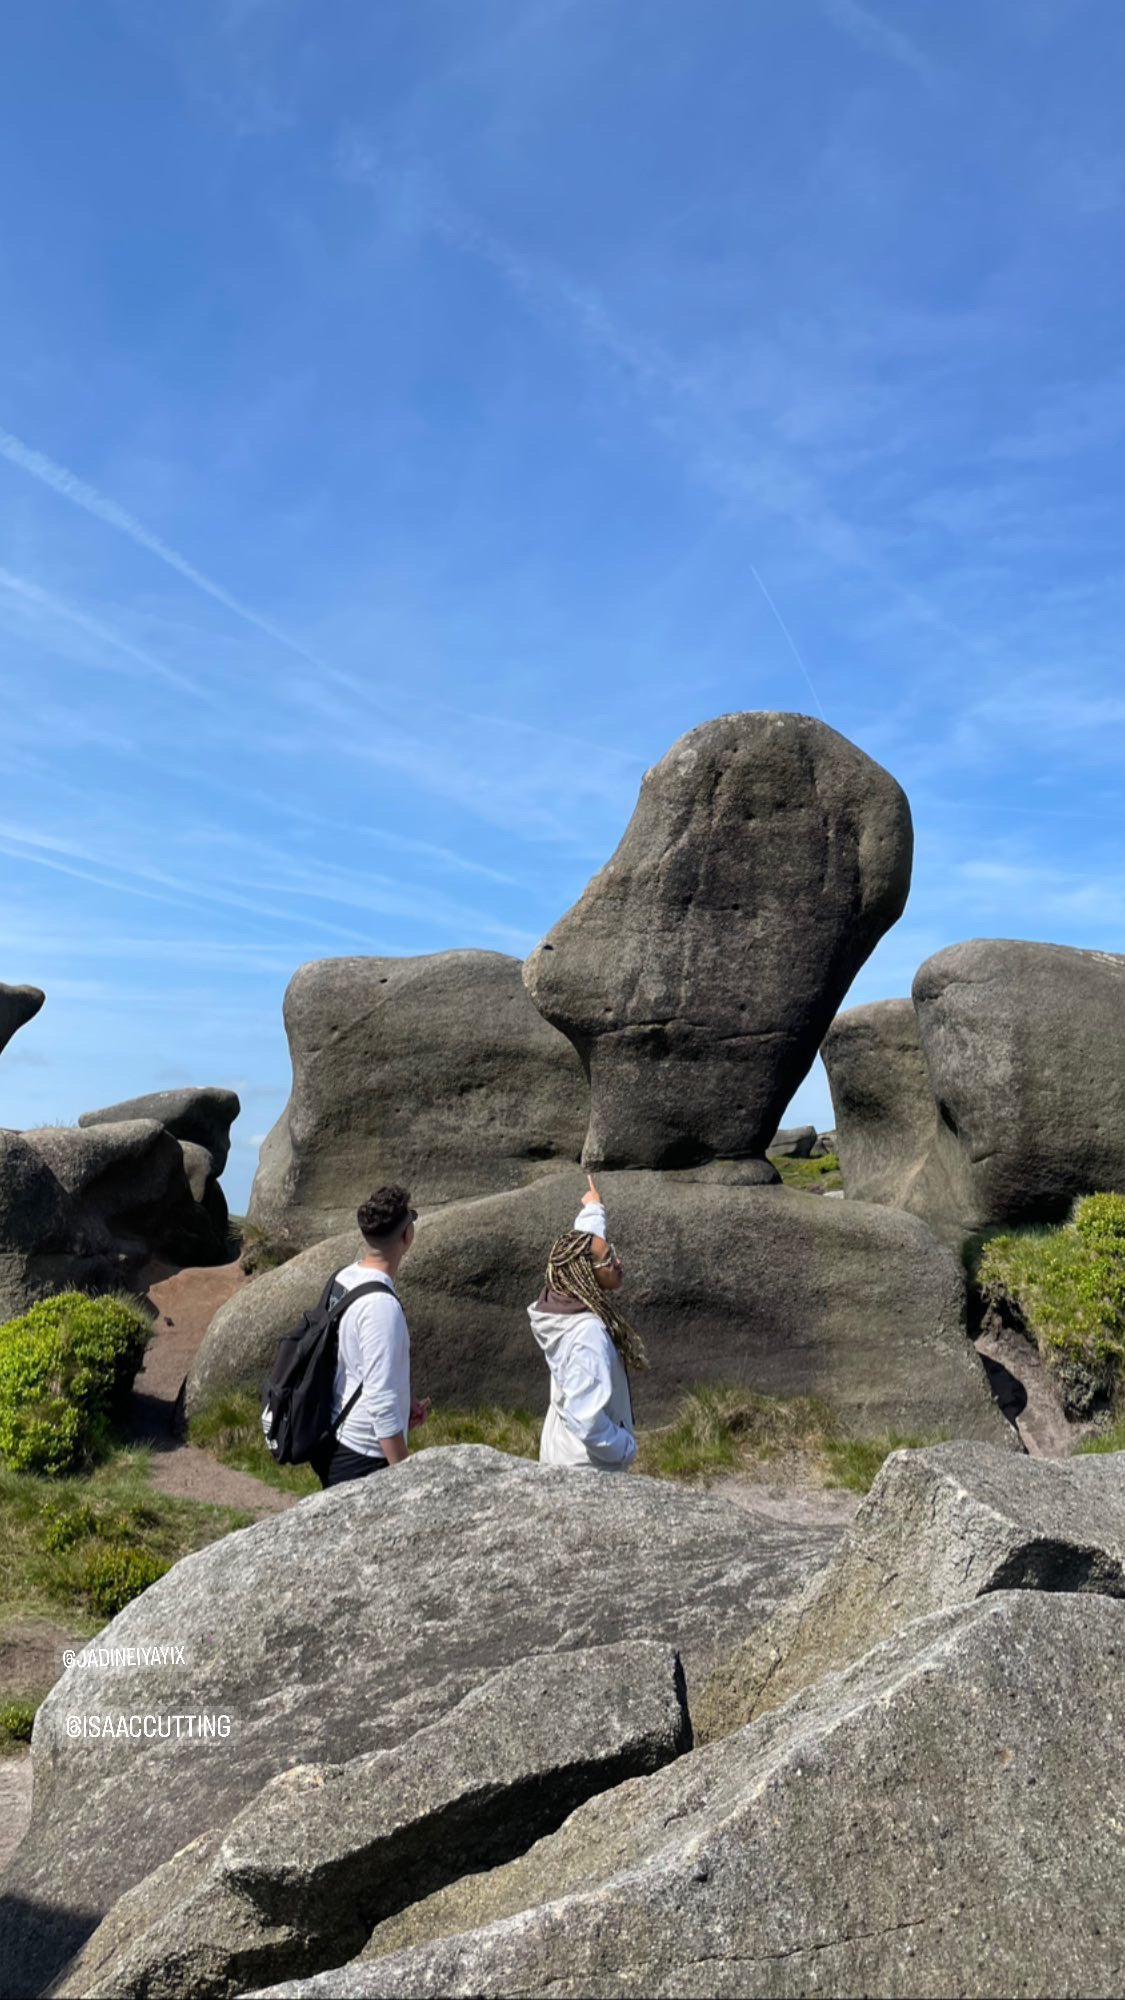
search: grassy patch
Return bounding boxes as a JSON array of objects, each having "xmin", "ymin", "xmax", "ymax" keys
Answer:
[
  {"xmin": 0, "ymin": 1692, "xmax": 42, "ymax": 1753},
  {"xmin": 1077, "ymin": 1412, "xmax": 1125, "ymax": 1456},
  {"xmin": 237, "ymin": 1223, "xmax": 299, "ymax": 1277},
  {"xmin": 976, "ymin": 1192, "xmax": 1125, "ymax": 1418},
  {"xmin": 768, "ymin": 1151, "xmax": 841, "ymax": 1191},
  {"xmin": 0, "ymin": 1448, "xmax": 253, "ymax": 1630},
  {"xmin": 190, "ymin": 1382, "xmax": 942, "ymax": 1498}
]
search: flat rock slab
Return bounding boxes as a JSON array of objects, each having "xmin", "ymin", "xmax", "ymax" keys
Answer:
[
  {"xmin": 53, "ymin": 1642, "xmax": 689, "ymax": 2000},
  {"xmin": 698, "ymin": 1438, "xmax": 1125, "ymax": 1736},
  {"xmin": 2, "ymin": 1446, "xmax": 835, "ymax": 1996},
  {"xmin": 189, "ymin": 1174, "xmax": 1011, "ymax": 1441},
  {"xmin": 252, "ymin": 1592, "xmax": 1125, "ymax": 1999}
]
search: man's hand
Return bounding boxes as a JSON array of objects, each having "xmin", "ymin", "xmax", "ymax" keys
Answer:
[
  {"xmin": 409, "ymin": 1397, "xmax": 432, "ymax": 1429},
  {"xmin": 580, "ymin": 1173, "xmax": 602, "ymax": 1208}
]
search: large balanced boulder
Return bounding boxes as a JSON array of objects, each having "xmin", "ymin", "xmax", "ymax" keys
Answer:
[
  {"xmin": 53, "ymin": 1642, "xmax": 690, "ymax": 2000},
  {"xmin": 697, "ymin": 1439, "xmax": 1125, "ymax": 1736},
  {"xmin": 1, "ymin": 1447, "xmax": 834, "ymax": 1996},
  {"xmin": 914, "ymin": 938, "xmax": 1125, "ymax": 1230},
  {"xmin": 0, "ymin": 981, "xmax": 44, "ymax": 1059},
  {"xmin": 247, "ymin": 952, "xmax": 587, "ymax": 1251},
  {"xmin": 25, "ymin": 1119, "xmax": 218, "ymax": 1267},
  {"xmin": 188, "ymin": 1172, "xmax": 1009, "ymax": 1444},
  {"xmin": 258, "ymin": 1591, "xmax": 1125, "ymax": 1999},
  {"xmin": 523, "ymin": 714, "xmax": 913, "ymax": 1170}
]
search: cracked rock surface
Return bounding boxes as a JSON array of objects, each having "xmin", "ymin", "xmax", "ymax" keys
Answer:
[
  {"xmin": 2, "ymin": 1447, "xmax": 833, "ymax": 1998},
  {"xmin": 696, "ymin": 1438, "xmax": 1125, "ymax": 1737},
  {"xmin": 250, "ymin": 1590, "xmax": 1125, "ymax": 1999}
]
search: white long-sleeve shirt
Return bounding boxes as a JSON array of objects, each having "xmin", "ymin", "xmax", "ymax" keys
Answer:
[
  {"xmin": 527, "ymin": 1202, "xmax": 636, "ymax": 1471},
  {"xmin": 327, "ymin": 1260, "xmax": 411, "ymax": 1460}
]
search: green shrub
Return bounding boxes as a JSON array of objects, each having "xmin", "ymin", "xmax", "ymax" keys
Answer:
[
  {"xmin": 78, "ymin": 1545, "xmax": 171, "ymax": 1618},
  {"xmin": 977, "ymin": 1194, "xmax": 1125, "ymax": 1418},
  {"xmin": 0, "ymin": 1293, "xmax": 152, "ymax": 1476},
  {"xmin": 0, "ymin": 1697, "xmax": 38, "ymax": 1746}
]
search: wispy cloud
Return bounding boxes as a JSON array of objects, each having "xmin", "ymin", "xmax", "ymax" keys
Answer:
[
  {"xmin": 0, "ymin": 423, "xmax": 362, "ymax": 697},
  {"xmin": 0, "ymin": 566, "xmax": 212, "ymax": 701},
  {"xmin": 819, "ymin": 0, "xmax": 943, "ymax": 87}
]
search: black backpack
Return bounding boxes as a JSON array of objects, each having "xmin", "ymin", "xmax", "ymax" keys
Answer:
[{"xmin": 260, "ymin": 1270, "xmax": 395, "ymax": 1466}]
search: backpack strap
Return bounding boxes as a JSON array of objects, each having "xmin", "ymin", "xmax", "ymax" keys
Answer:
[{"xmin": 326, "ymin": 1276, "xmax": 398, "ymax": 1435}]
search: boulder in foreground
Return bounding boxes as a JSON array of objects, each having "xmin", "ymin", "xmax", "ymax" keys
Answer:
[
  {"xmin": 252, "ymin": 1592, "xmax": 1125, "ymax": 2000},
  {"xmin": 1, "ymin": 1447, "xmax": 834, "ymax": 1996},
  {"xmin": 53, "ymin": 1642, "xmax": 689, "ymax": 2000}
]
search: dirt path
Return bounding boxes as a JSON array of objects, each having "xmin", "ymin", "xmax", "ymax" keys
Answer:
[{"xmin": 130, "ymin": 1260, "xmax": 296, "ymax": 1518}]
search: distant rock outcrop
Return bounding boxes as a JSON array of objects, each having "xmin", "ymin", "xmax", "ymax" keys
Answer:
[
  {"xmin": 187, "ymin": 1171, "xmax": 1010, "ymax": 1444},
  {"xmin": 5, "ymin": 1448, "xmax": 835, "ymax": 1997},
  {"xmin": 0, "ymin": 982, "xmax": 44, "ymax": 1060},
  {"xmin": 523, "ymin": 714, "xmax": 912, "ymax": 1171},
  {"xmin": 823, "ymin": 941, "xmax": 1125, "ymax": 1243},
  {"xmin": 247, "ymin": 953, "xmax": 587, "ymax": 1251},
  {"xmin": 0, "ymin": 1129, "xmax": 122, "ymax": 1320}
]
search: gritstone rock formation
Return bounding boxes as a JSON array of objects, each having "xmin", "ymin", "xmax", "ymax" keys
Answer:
[
  {"xmin": 186, "ymin": 1171, "xmax": 1010, "ymax": 1443},
  {"xmin": 52, "ymin": 1643, "xmax": 690, "ymax": 2000},
  {"xmin": 1, "ymin": 1447, "xmax": 835, "ymax": 1997},
  {"xmin": 522, "ymin": 713, "xmax": 912, "ymax": 1171},
  {"xmin": 696, "ymin": 1438, "xmax": 1125, "ymax": 1736},
  {"xmin": 247, "ymin": 952, "xmax": 587, "ymax": 1250},
  {"xmin": 0, "ymin": 1129, "xmax": 125, "ymax": 1319},
  {"xmin": 823, "ymin": 940, "xmax": 1125, "ymax": 1243},
  {"xmin": 252, "ymin": 1591, "xmax": 1125, "ymax": 2000},
  {"xmin": 0, "ymin": 982, "xmax": 44, "ymax": 1060}
]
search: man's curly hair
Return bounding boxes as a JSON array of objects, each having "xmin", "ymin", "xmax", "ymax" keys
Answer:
[{"xmin": 357, "ymin": 1184, "xmax": 414, "ymax": 1246}]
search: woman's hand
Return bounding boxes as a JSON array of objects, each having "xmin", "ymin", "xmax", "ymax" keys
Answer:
[
  {"xmin": 580, "ymin": 1173, "xmax": 602, "ymax": 1207},
  {"xmin": 409, "ymin": 1397, "xmax": 432, "ymax": 1429}
]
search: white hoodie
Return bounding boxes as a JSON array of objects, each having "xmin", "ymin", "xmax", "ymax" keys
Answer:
[{"xmin": 527, "ymin": 1201, "xmax": 636, "ymax": 1471}]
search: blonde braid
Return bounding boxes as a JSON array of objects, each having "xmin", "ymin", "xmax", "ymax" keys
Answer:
[{"xmin": 544, "ymin": 1231, "xmax": 649, "ymax": 1373}]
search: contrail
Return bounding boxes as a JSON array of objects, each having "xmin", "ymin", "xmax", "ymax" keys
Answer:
[
  {"xmin": 0, "ymin": 567, "xmax": 211, "ymax": 701},
  {"xmin": 0, "ymin": 424, "xmax": 361, "ymax": 695},
  {"xmin": 750, "ymin": 564, "xmax": 827, "ymax": 721}
]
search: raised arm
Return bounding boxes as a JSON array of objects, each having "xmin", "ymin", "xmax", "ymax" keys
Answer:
[{"xmin": 575, "ymin": 1171, "xmax": 607, "ymax": 1239}]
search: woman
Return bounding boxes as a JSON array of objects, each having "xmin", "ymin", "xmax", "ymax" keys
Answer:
[{"xmin": 528, "ymin": 1174, "xmax": 648, "ymax": 1470}]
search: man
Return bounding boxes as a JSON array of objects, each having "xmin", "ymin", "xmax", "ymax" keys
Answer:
[{"xmin": 310, "ymin": 1183, "xmax": 431, "ymax": 1488}]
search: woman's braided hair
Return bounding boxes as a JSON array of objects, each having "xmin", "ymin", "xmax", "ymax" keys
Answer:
[{"xmin": 545, "ymin": 1231, "xmax": 648, "ymax": 1372}]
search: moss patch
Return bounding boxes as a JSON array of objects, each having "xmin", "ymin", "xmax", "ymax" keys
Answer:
[
  {"xmin": 768, "ymin": 1151, "xmax": 841, "ymax": 1192},
  {"xmin": 976, "ymin": 1193, "xmax": 1125, "ymax": 1419}
]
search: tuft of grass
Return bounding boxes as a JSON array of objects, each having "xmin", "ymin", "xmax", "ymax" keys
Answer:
[
  {"xmin": 0, "ymin": 1692, "xmax": 43, "ymax": 1753},
  {"xmin": 237, "ymin": 1223, "xmax": 299, "ymax": 1277},
  {"xmin": 409, "ymin": 1405, "xmax": 541, "ymax": 1458},
  {"xmin": 635, "ymin": 1384, "xmax": 839, "ymax": 1481},
  {"xmin": 976, "ymin": 1192, "xmax": 1125, "ymax": 1418},
  {"xmin": 0, "ymin": 1448, "xmax": 253, "ymax": 1630},
  {"xmin": 768, "ymin": 1151, "xmax": 841, "ymax": 1191},
  {"xmin": 1077, "ymin": 1411, "xmax": 1125, "ymax": 1456},
  {"xmin": 822, "ymin": 1432, "xmax": 949, "ymax": 1494},
  {"xmin": 188, "ymin": 1394, "xmax": 319, "ymax": 1496}
]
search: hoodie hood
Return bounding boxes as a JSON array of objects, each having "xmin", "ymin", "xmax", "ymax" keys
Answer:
[{"xmin": 528, "ymin": 1286, "xmax": 600, "ymax": 1355}]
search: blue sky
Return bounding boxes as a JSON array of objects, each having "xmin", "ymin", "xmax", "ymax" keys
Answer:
[{"xmin": 2, "ymin": 0, "xmax": 1124, "ymax": 1210}]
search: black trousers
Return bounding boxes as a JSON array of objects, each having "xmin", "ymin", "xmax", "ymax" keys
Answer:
[{"xmin": 310, "ymin": 1438, "xmax": 390, "ymax": 1489}]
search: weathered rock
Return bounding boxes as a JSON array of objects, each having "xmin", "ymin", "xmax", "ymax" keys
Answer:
[
  {"xmin": 79, "ymin": 1086, "xmax": 241, "ymax": 1176},
  {"xmin": 25, "ymin": 1119, "xmax": 216, "ymax": 1266},
  {"xmin": 3, "ymin": 1446, "xmax": 834, "ymax": 1996},
  {"xmin": 914, "ymin": 938, "xmax": 1125, "ymax": 1230},
  {"xmin": 523, "ymin": 714, "xmax": 913, "ymax": 1170},
  {"xmin": 188, "ymin": 1172, "xmax": 1010, "ymax": 1445},
  {"xmin": 821, "ymin": 997, "xmax": 964, "ymax": 1224},
  {"xmin": 0, "ymin": 982, "xmax": 44, "ymax": 1059},
  {"xmin": 255, "ymin": 1592, "xmax": 1125, "ymax": 1999},
  {"xmin": 248, "ymin": 953, "xmax": 587, "ymax": 1250},
  {"xmin": 52, "ymin": 1642, "xmax": 690, "ymax": 2000},
  {"xmin": 0, "ymin": 1129, "xmax": 121, "ymax": 1320},
  {"xmin": 809, "ymin": 1127, "xmax": 837, "ymax": 1158},
  {"xmin": 696, "ymin": 1439, "xmax": 1125, "ymax": 1736},
  {"xmin": 766, "ymin": 1125, "xmax": 816, "ymax": 1158}
]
